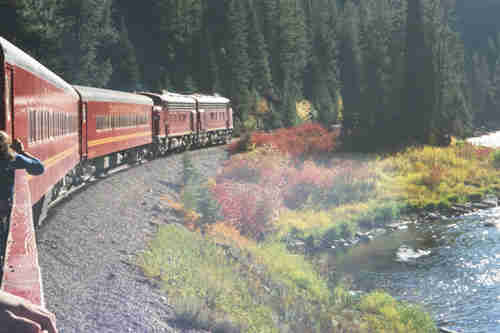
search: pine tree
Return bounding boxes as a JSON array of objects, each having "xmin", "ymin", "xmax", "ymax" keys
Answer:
[
  {"xmin": 305, "ymin": 0, "xmax": 340, "ymax": 127},
  {"xmin": 404, "ymin": 0, "xmax": 433, "ymax": 143},
  {"xmin": 246, "ymin": 0, "xmax": 273, "ymax": 93},
  {"xmin": 358, "ymin": 0, "xmax": 391, "ymax": 148},
  {"xmin": 339, "ymin": 0, "xmax": 363, "ymax": 142},
  {"xmin": 279, "ymin": 0, "xmax": 309, "ymax": 127},
  {"xmin": 226, "ymin": 0, "xmax": 251, "ymax": 124},
  {"xmin": 57, "ymin": 0, "xmax": 117, "ymax": 86},
  {"xmin": 108, "ymin": 16, "xmax": 140, "ymax": 91}
]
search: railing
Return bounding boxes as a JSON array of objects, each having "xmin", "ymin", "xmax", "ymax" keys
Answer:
[{"xmin": 1, "ymin": 170, "xmax": 45, "ymax": 332}]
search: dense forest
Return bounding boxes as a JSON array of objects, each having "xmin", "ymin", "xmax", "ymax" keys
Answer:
[{"xmin": 1, "ymin": 0, "xmax": 499, "ymax": 149}]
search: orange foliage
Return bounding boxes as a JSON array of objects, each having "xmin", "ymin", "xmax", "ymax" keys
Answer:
[
  {"xmin": 208, "ymin": 222, "xmax": 253, "ymax": 248},
  {"xmin": 228, "ymin": 122, "xmax": 338, "ymax": 159}
]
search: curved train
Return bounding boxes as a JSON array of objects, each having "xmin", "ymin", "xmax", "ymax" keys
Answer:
[
  {"xmin": 1, "ymin": 36, "xmax": 233, "ymax": 225},
  {"xmin": 0, "ymin": 36, "xmax": 232, "ymax": 311}
]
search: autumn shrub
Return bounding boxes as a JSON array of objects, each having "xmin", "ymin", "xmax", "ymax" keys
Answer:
[
  {"xmin": 230, "ymin": 122, "xmax": 338, "ymax": 159},
  {"xmin": 212, "ymin": 181, "xmax": 277, "ymax": 240},
  {"xmin": 219, "ymin": 155, "xmax": 262, "ymax": 183}
]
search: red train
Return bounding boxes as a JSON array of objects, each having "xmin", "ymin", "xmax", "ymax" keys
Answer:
[{"xmin": 0, "ymin": 37, "xmax": 232, "ymax": 310}]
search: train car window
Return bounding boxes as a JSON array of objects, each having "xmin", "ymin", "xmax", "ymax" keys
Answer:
[
  {"xmin": 5, "ymin": 73, "xmax": 10, "ymax": 127},
  {"xmin": 65, "ymin": 113, "xmax": 68, "ymax": 135},
  {"xmin": 43, "ymin": 111, "xmax": 47, "ymax": 140},
  {"xmin": 34, "ymin": 111, "xmax": 39, "ymax": 141},
  {"xmin": 57, "ymin": 112, "xmax": 60, "ymax": 136},
  {"xmin": 48, "ymin": 111, "xmax": 51, "ymax": 138},
  {"xmin": 28, "ymin": 110, "xmax": 32, "ymax": 143}
]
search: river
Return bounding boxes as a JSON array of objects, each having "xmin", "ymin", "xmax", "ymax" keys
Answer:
[{"xmin": 332, "ymin": 133, "xmax": 500, "ymax": 333}]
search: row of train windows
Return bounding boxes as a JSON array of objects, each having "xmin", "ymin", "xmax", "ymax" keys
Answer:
[
  {"xmin": 28, "ymin": 110, "xmax": 78, "ymax": 144},
  {"xmin": 168, "ymin": 113, "xmax": 188, "ymax": 122},
  {"xmin": 96, "ymin": 113, "xmax": 149, "ymax": 130},
  {"xmin": 167, "ymin": 103, "xmax": 194, "ymax": 110},
  {"xmin": 210, "ymin": 112, "xmax": 226, "ymax": 121},
  {"xmin": 200, "ymin": 103, "xmax": 227, "ymax": 110}
]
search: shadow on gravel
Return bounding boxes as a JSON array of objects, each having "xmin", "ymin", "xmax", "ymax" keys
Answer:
[{"xmin": 158, "ymin": 180, "xmax": 182, "ymax": 192}]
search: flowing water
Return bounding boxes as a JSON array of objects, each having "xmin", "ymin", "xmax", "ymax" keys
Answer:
[{"xmin": 332, "ymin": 209, "xmax": 500, "ymax": 332}]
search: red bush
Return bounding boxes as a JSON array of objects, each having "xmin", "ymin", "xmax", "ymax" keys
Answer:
[
  {"xmin": 230, "ymin": 122, "xmax": 338, "ymax": 159},
  {"xmin": 212, "ymin": 181, "xmax": 279, "ymax": 240}
]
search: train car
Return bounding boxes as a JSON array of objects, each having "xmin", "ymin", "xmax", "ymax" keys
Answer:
[
  {"xmin": 192, "ymin": 93, "xmax": 232, "ymax": 145},
  {"xmin": 138, "ymin": 91, "xmax": 197, "ymax": 154},
  {"xmin": 73, "ymin": 85, "xmax": 153, "ymax": 173},
  {"xmin": 0, "ymin": 37, "xmax": 80, "ymax": 222}
]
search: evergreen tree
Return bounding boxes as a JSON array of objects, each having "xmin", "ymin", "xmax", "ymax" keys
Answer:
[
  {"xmin": 57, "ymin": 0, "xmax": 117, "ymax": 86},
  {"xmin": 339, "ymin": 1, "xmax": 362, "ymax": 142},
  {"xmin": 108, "ymin": 16, "xmax": 140, "ymax": 91},
  {"xmin": 305, "ymin": 0, "xmax": 340, "ymax": 127},
  {"xmin": 403, "ymin": 0, "xmax": 433, "ymax": 143},
  {"xmin": 226, "ymin": 0, "xmax": 251, "ymax": 124},
  {"xmin": 358, "ymin": 0, "xmax": 391, "ymax": 147},
  {"xmin": 247, "ymin": 0, "xmax": 273, "ymax": 94},
  {"xmin": 279, "ymin": 0, "xmax": 309, "ymax": 127}
]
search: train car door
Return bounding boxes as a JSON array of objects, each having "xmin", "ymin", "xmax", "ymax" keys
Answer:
[
  {"xmin": 80, "ymin": 101, "xmax": 88, "ymax": 158},
  {"xmin": 3, "ymin": 66, "xmax": 13, "ymax": 136}
]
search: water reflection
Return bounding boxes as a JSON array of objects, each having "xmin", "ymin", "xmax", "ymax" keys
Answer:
[{"xmin": 330, "ymin": 207, "xmax": 500, "ymax": 332}]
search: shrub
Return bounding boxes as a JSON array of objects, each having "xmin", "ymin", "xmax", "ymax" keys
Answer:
[
  {"xmin": 491, "ymin": 149, "xmax": 500, "ymax": 168},
  {"xmin": 181, "ymin": 154, "xmax": 222, "ymax": 231},
  {"xmin": 360, "ymin": 291, "xmax": 438, "ymax": 333},
  {"xmin": 212, "ymin": 182, "xmax": 276, "ymax": 241},
  {"xmin": 233, "ymin": 122, "xmax": 338, "ymax": 159}
]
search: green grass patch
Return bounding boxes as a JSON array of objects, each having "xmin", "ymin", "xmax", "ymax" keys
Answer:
[{"xmin": 359, "ymin": 291, "xmax": 438, "ymax": 333}]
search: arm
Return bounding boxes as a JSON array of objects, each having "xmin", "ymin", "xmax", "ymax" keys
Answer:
[
  {"xmin": 11, "ymin": 139, "xmax": 45, "ymax": 176},
  {"xmin": 0, "ymin": 290, "xmax": 57, "ymax": 333}
]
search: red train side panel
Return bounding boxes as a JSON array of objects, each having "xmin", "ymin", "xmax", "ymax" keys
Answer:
[
  {"xmin": 1, "ymin": 37, "xmax": 80, "ymax": 205},
  {"xmin": 192, "ymin": 94, "xmax": 232, "ymax": 144},
  {"xmin": 73, "ymin": 85, "xmax": 153, "ymax": 161}
]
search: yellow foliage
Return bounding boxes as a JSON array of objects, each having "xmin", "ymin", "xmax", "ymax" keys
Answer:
[
  {"xmin": 160, "ymin": 195, "xmax": 201, "ymax": 227},
  {"xmin": 275, "ymin": 209, "xmax": 333, "ymax": 237},
  {"xmin": 377, "ymin": 144, "xmax": 500, "ymax": 208},
  {"xmin": 296, "ymin": 99, "xmax": 312, "ymax": 120},
  {"xmin": 208, "ymin": 222, "xmax": 254, "ymax": 248},
  {"xmin": 256, "ymin": 98, "xmax": 269, "ymax": 114}
]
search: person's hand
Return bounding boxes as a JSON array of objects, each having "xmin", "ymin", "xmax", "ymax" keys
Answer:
[
  {"xmin": 0, "ymin": 291, "xmax": 57, "ymax": 333},
  {"xmin": 11, "ymin": 138, "xmax": 24, "ymax": 153}
]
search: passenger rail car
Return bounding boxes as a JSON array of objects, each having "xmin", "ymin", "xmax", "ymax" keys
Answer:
[
  {"xmin": 73, "ymin": 85, "xmax": 153, "ymax": 172},
  {"xmin": 139, "ymin": 91, "xmax": 197, "ymax": 154},
  {"xmin": 192, "ymin": 94, "xmax": 233, "ymax": 145}
]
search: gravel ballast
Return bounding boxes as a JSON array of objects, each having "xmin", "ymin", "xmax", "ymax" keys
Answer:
[{"xmin": 37, "ymin": 147, "xmax": 228, "ymax": 333}]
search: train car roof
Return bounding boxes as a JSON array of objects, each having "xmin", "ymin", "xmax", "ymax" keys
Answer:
[
  {"xmin": 139, "ymin": 91, "xmax": 196, "ymax": 105},
  {"xmin": 0, "ymin": 37, "xmax": 78, "ymax": 97},
  {"xmin": 73, "ymin": 85, "xmax": 153, "ymax": 106},
  {"xmin": 191, "ymin": 93, "xmax": 230, "ymax": 104}
]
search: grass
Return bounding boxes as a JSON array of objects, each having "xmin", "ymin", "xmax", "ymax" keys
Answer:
[
  {"xmin": 138, "ymin": 224, "xmax": 337, "ymax": 332},
  {"xmin": 359, "ymin": 291, "xmax": 438, "ymax": 333}
]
